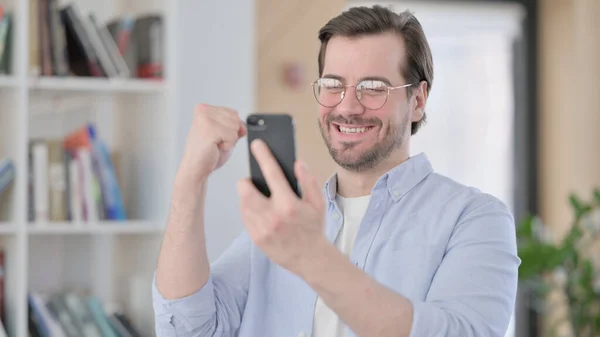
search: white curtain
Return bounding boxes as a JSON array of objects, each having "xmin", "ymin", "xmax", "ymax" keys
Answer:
[{"xmin": 347, "ymin": 2, "xmax": 525, "ymax": 337}]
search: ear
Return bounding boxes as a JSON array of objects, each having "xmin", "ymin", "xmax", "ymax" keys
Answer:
[{"xmin": 411, "ymin": 81, "xmax": 428, "ymax": 123}]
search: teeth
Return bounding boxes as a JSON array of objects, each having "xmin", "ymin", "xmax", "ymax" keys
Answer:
[{"xmin": 339, "ymin": 126, "xmax": 371, "ymax": 133}]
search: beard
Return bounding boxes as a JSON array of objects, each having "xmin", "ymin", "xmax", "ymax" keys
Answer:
[{"xmin": 318, "ymin": 112, "xmax": 409, "ymax": 172}]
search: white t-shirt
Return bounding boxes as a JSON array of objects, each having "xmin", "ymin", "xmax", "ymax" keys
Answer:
[{"xmin": 312, "ymin": 194, "xmax": 371, "ymax": 337}]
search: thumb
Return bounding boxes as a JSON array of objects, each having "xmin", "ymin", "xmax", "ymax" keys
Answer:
[
  {"xmin": 238, "ymin": 120, "xmax": 247, "ymax": 138},
  {"xmin": 295, "ymin": 160, "xmax": 324, "ymax": 210}
]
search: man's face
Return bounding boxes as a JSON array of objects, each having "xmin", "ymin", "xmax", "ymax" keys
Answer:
[{"xmin": 317, "ymin": 32, "xmax": 418, "ymax": 172}]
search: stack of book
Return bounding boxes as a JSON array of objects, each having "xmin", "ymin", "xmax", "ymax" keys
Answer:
[
  {"xmin": 30, "ymin": 0, "xmax": 163, "ymax": 79},
  {"xmin": 28, "ymin": 123, "xmax": 126, "ymax": 223},
  {"xmin": 28, "ymin": 291, "xmax": 142, "ymax": 337}
]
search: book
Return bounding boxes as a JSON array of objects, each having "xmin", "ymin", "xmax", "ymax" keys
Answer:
[
  {"xmin": 27, "ymin": 290, "xmax": 142, "ymax": 337},
  {"xmin": 30, "ymin": 1, "xmax": 162, "ymax": 79},
  {"xmin": 32, "ymin": 141, "xmax": 49, "ymax": 222},
  {"xmin": 28, "ymin": 123, "xmax": 127, "ymax": 223},
  {"xmin": 0, "ymin": 9, "xmax": 13, "ymax": 75},
  {"xmin": 0, "ymin": 249, "xmax": 4, "ymax": 329},
  {"xmin": 64, "ymin": 124, "xmax": 127, "ymax": 221},
  {"xmin": 0, "ymin": 158, "xmax": 14, "ymax": 196}
]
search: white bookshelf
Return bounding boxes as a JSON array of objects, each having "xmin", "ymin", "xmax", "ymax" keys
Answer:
[
  {"xmin": 0, "ymin": 224, "xmax": 18, "ymax": 235},
  {"xmin": 27, "ymin": 221, "xmax": 165, "ymax": 235},
  {"xmin": 28, "ymin": 76, "xmax": 165, "ymax": 93},
  {"xmin": 0, "ymin": 0, "xmax": 178, "ymax": 334},
  {"xmin": 0, "ymin": 76, "xmax": 18, "ymax": 88}
]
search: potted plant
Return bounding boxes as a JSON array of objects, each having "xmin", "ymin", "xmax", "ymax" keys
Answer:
[{"xmin": 517, "ymin": 191, "xmax": 600, "ymax": 336}]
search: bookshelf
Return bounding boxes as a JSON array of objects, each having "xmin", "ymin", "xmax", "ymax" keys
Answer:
[
  {"xmin": 0, "ymin": 0, "xmax": 178, "ymax": 334},
  {"xmin": 0, "ymin": 225, "xmax": 17, "ymax": 235},
  {"xmin": 0, "ymin": 77, "xmax": 18, "ymax": 88},
  {"xmin": 28, "ymin": 76, "xmax": 165, "ymax": 92},
  {"xmin": 27, "ymin": 221, "xmax": 164, "ymax": 235}
]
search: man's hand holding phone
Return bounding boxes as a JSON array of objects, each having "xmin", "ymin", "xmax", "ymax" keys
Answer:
[{"xmin": 237, "ymin": 141, "xmax": 329, "ymax": 278}]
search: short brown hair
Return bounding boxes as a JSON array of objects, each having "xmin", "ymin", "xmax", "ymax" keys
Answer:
[{"xmin": 317, "ymin": 5, "xmax": 434, "ymax": 135}]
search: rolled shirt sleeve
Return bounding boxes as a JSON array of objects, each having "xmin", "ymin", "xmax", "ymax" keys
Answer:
[
  {"xmin": 409, "ymin": 196, "xmax": 521, "ymax": 337},
  {"xmin": 152, "ymin": 231, "xmax": 252, "ymax": 337}
]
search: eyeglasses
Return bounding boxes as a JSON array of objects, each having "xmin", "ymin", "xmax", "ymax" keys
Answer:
[{"xmin": 311, "ymin": 77, "xmax": 414, "ymax": 110}]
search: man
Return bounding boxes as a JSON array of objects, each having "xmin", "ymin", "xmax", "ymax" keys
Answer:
[{"xmin": 153, "ymin": 5, "xmax": 520, "ymax": 337}]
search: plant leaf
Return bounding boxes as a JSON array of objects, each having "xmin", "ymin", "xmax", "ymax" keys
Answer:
[
  {"xmin": 518, "ymin": 243, "xmax": 564, "ymax": 279},
  {"xmin": 593, "ymin": 188, "xmax": 600, "ymax": 205},
  {"xmin": 570, "ymin": 194, "xmax": 592, "ymax": 219}
]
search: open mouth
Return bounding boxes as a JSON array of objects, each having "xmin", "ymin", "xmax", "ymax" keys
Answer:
[
  {"xmin": 333, "ymin": 123, "xmax": 376, "ymax": 134},
  {"xmin": 338, "ymin": 125, "xmax": 373, "ymax": 134}
]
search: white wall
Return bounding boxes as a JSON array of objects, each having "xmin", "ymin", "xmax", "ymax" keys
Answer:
[{"xmin": 175, "ymin": 0, "xmax": 255, "ymax": 261}]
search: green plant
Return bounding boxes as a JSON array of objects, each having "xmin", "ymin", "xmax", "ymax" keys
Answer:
[{"xmin": 517, "ymin": 190, "xmax": 600, "ymax": 337}]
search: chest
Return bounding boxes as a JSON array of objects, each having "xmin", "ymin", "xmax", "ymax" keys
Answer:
[
  {"xmin": 240, "ymin": 205, "xmax": 455, "ymax": 336},
  {"xmin": 351, "ymin": 206, "xmax": 451, "ymax": 302}
]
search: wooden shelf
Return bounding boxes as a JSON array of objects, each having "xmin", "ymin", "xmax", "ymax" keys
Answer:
[
  {"xmin": 28, "ymin": 76, "xmax": 165, "ymax": 93},
  {"xmin": 27, "ymin": 221, "xmax": 164, "ymax": 235}
]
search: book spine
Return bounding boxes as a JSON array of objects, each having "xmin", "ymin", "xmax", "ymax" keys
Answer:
[
  {"xmin": 62, "ymin": 5, "xmax": 104, "ymax": 77},
  {"xmin": 32, "ymin": 142, "xmax": 49, "ymax": 222}
]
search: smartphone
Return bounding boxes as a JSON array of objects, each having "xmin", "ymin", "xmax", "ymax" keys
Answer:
[{"xmin": 246, "ymin": 113, "xmax": 300, "ymax": 198}]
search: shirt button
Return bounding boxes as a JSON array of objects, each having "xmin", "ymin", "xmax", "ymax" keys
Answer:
[
  {"xmin": 393, "ymin": 190, "xmax": 400, "ymax": 197},
  {"xmin": 332, "ymin": 213, "xmax": 340, "ymax": 220},
  {"xmin": 298, "ymin": 332, "xmax": 307, "ymax": 337}
]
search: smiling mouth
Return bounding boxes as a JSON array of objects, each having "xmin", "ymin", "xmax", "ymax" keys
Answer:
[{"xmin": 333, "ymin": 124, "xmax": 375, "ymax": 134}]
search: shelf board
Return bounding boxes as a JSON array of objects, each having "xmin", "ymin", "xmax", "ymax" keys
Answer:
[
  {"xmin": 0, "ymin": 222, "xmax": 18, "ymax": 234},
  {"xmin": 27, "ymin": 221, "xmax": 164, "ymax": 235},
  {"xmin": 0, "ymin": 76, "xmax": 18, "ymax": 88},
  {"xmin": 28, "ymin": 76, "xmax": 165, "ymax": 93}
]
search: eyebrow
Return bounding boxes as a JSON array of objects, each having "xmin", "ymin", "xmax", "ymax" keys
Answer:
[{"xmin": 322, "ymin": 74, "xmax": 393, "ymax": 86}]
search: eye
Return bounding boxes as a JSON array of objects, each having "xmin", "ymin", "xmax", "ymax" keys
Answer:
[
  {"xmin": 357, "ymin": 80, "xmax": 387, "ymax": 94},
  {"xmin": 319, "ymin": 78, "xmax": 344, "ymax": 93}
]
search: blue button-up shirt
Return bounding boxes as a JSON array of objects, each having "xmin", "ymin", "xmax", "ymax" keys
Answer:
[{"xmin": 152, "ymin": 153, "xmax": 520, "ymax": 337}]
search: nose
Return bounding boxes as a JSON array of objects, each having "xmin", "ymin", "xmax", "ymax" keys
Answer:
[{"xmin": 335, "ymin": 86, "xmax": 365, "ymax": 117}]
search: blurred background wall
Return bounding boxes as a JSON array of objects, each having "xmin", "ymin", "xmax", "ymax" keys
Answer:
[
  {"xmin": 256, "ymin": 0, "xmax": 344, "ymax": 185},
  {"xmin": 537, "ymin": 1, "xmax": 600, "ymax": 336},
  {"xmin": 538, "ymin": 0, "xmax": 600, "ymax": 242}
]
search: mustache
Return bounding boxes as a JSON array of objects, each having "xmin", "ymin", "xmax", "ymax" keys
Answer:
[{"xmin": 325, "ymin": 114, "xmax": 382, "ymax": 126}]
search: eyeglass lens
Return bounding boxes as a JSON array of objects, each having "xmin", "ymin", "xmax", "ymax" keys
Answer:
[{"xmin": 313, "ymin": 78, "xmax": 389, "ymax": 110}]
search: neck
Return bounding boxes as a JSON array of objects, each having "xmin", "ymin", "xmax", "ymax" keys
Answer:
[{"xmin": 336, "ymin": 148, "xmax": 410, "ymax": 198}]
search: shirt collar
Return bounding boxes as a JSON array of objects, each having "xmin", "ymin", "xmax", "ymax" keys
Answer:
[{"xmin": 323, "ymin": 152, "xmax": 433, "ymax": 203}]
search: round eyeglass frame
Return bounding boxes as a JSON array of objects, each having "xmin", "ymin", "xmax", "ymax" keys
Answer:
[{"xmin": 311, "ymin": 78, "xmax": 414, "ymax": 110}]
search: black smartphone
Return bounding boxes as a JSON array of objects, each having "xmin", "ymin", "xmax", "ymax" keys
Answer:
[{"xmin": 246, "ymin": 113, "xmax": 300, "ymax": 198}]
